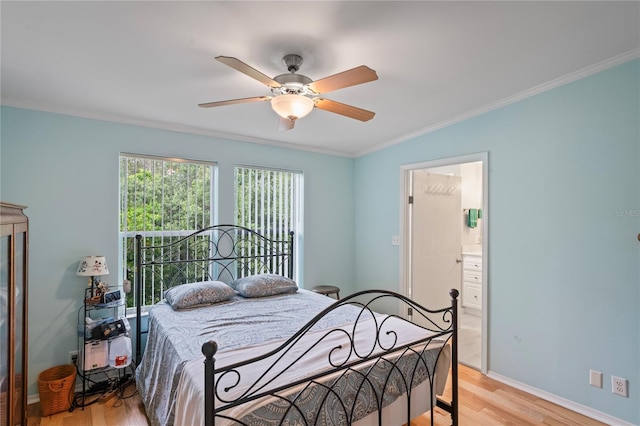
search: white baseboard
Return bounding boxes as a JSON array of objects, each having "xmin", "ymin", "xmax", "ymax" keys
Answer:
[
  {"xmin": 27, "ymin": 393, "xmax": 40, "ymax": 405},
  {"xmin": 487, "ymin": 371, "xmax": 636, "ymax": 426}
]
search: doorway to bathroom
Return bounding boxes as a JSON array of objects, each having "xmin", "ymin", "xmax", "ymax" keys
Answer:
[{"xmin": 401, "ymin": 153, "xmax": 488, "ymax": 373}]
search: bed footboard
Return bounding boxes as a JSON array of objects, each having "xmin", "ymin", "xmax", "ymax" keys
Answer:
[{"xmin": 202, "ymin": 289, "xmax": 459, "ymax": 426}]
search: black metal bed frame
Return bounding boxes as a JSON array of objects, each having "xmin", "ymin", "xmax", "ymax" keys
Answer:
[{"xmin": 134, "ymin": 225, "xmax": 458, "ymax": 426}]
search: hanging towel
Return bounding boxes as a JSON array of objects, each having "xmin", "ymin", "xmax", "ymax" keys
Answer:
[
  {"xmin": 467, "ymin": 209, "xmax": 478, "ymax": 228},
  {"xmin": 478, "ymin": 208, "xmax": 483, "ymax": 219}
]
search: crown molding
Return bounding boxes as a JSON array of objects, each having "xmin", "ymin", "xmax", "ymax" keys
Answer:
[
  {"xmin": 357, "ymin": 48, "xmax": 640, "ymax": 157},
  {"xmin": 3, "ymin": 49, "xmax": 637, "ymax": 159},
  {"xmin": 0, "ymin": 98, "xmax": 350, "ymax": 158}
]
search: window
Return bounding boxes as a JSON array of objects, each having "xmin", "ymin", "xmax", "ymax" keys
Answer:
[
  {"xmin": 235, "ymin": 166, "xmax": 303, "ymax": 278},
  {"xmin": 119, "ymin": 154, "xmax": 216, "ymax": 309},
  {"xmin": 119, "ymin": 158, "xmax": 302, "ymax": 311}
]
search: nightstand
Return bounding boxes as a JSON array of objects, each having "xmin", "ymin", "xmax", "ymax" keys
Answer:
[{"xmin": 311, "ymin": 285, "xmax": 341, "ymax": 299}]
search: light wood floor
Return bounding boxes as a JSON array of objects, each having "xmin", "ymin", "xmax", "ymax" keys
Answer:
[
  {"xmin": 28, "ymin": 364, "xmax": 606, "ymax": 426},
  {"xmin": 413, "ymin": 365, "xmax": 606, "ymax": 426}
]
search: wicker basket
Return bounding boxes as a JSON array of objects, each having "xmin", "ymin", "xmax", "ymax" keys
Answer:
[{"xmin": 37, "ymin": 365, "xmax": 76, "ymax": 416}]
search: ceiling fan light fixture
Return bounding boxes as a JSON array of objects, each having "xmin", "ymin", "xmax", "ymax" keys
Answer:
[{"xmin": 271, "ymin": 94, "xmax": 314, "ymax": 121}]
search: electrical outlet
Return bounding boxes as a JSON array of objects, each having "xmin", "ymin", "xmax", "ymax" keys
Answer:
[
  {"xmin": 69, "ymin": 350, "xmax": 78, "ymax": 366},
  {"xmin": 611, "ymin": 376, "xmax": 628, "ymax": 397}
]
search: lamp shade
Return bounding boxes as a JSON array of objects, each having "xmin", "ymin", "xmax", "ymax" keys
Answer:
[
  {"xmin": 76, "ymin": 256, "xmax": 109, "ymax": 276},
  {"xmin": 271, "ymin": 94, "xmax": 314, "ymax": 120}
]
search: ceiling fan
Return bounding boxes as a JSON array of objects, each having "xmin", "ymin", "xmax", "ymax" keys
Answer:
[{"xmin": 198, "ymin": 54, "xmax": 378, "ymax": 130}]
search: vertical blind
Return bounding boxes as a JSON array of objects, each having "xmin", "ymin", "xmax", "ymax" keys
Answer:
[{"xmin": 235, "ymin": 166, "xmax": 301, "ymax": 244}]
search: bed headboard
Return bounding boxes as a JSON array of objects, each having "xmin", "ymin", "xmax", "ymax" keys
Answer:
[{"xmin": 134, "ymin": 224, "xmax": 294, "ymax": 362}]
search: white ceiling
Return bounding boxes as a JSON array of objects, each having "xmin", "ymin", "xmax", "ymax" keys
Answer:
[{"xmin": 1, "ymin": 1, "xmax": 639, "ymax": 157}]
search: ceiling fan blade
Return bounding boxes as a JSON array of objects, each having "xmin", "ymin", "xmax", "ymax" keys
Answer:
[
  {"xmin": 215, "ymin": 56, "xmax": 281, "ymax": 88},
  {"xmin": 198, "ymin": 96, "xmax": 270, "ymax": 108},
  {"xmin": 278, "ymin": 117, "xmax": 295, "ymax": 131},
  {"xmin": 308, "ymin": 65, "xmax": 378, "ymax": 94},
  {"xmin": 315, "ymin": 98, "xmax": 375, "ymax": 122}
]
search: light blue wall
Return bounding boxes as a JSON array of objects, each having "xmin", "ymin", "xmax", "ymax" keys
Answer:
[
  {"xmin": 0, "ymin": 108, "xmax": 356, "ymax": 396},
  {"xmin": 353, "ymin": 59, "xmax": 640, "ymax": 423}
]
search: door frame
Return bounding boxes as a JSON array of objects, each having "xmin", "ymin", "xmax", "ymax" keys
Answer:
[{"xmin": 399, "ymin": 152, "xmax": 489, "ymax": 373}]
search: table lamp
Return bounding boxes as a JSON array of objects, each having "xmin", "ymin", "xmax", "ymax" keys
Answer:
[{"xmin": 77, "ymin": 255, "xmax": 109, "ymax": 298}]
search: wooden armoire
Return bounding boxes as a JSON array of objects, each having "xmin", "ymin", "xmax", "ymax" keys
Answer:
[{"xmin": 0, "ymin": 202, "xmax": 29, "ymax": 425}]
